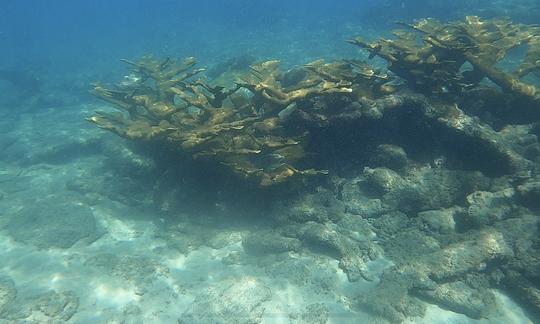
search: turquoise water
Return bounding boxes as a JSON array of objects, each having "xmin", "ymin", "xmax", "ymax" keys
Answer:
[{"xmin": 0, "ymin": 1, "xmax": 539, "ymax": 323}]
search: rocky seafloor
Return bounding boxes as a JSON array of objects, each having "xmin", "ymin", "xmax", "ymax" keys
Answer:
[{"xmin": 0, "ymin": 82, "xmax": 539, "ymax": 324}]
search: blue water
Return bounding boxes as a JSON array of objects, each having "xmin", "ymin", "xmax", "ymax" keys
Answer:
[
  {"xmin": 3, "ymin": 0, "xmax": 535, "ymax": 88},
  {"xmin": 0, "ymin": 1, "xmax": 539, "ymax": 323},
  {"xmin": 0, "ymin": 1, "xmax": 501, "ymax": 80},
  {"xmin": 2, "ymin": 1, "xmax": 360, "ymax": 76}
]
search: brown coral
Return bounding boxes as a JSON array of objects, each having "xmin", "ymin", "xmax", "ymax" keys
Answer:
[
  {"xmin": 349, "ymin": 16, "xmax": 540, "ymax": 104},
  {"xmin": 89, "ymin": 57, "xmax": 351, "ymax": 186}
]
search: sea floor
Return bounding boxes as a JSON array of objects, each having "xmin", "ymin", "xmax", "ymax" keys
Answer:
[{"xmin": 0, "ymin": 103, "xmax": 535, "ymax": 323}]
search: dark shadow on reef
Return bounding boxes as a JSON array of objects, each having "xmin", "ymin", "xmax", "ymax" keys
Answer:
[{"xmin": 138, "ymin": 142, "xmax": 298, "ymax": 222}]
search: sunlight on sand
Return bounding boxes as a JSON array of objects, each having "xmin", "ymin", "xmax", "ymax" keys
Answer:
[{"xmin": 94, "ymin": 283, "xmax": 139, "ymax": 306}]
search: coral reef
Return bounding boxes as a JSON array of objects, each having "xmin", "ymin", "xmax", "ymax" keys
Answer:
[
  {"xmin": 348, "ymin": 16, "xmax": 540, "ymax": 106},
  {"xmin": 89, "ymin": 57, "xmax": 352, "ymax": 186},
  {"xmin": 4, "ymin": 202, "xmax": 102, "ymax": 249},
  {"xmin": 87, "ymin": 16, "xmax": 540, "ymax": 322},
  {"xmin": 90, "ymin": 17, "xmax": 539, "ymax": 188}
]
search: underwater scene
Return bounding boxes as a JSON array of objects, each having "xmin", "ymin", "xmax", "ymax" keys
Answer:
[{"xmin": 1, "ymin": 0, "xmax": 540, "ymax": 323}]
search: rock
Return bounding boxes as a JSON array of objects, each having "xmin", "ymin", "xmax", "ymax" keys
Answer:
[
  {"xmin": 0, "ymin": 302, "xmax": 30, "ymax": 321},
  {"xmin": 416, "ymin": 281, "xmax": 497, "ymax": 319},
  {"xmin": 463, "ymin": 189, "xmax": 519, "ymax": 227},
  {"xmin": 495, "ymin": 214, "xmax": 540, "ymax": 279},
  {"xmin": 357, "ymin": 274, "xmax": 426, "ymax": 324},
  {"xmin": 363, "ymin": 167, "xmax": 429, "ymax": 214},
  {"xmin": 494, "ymin": 213, "xmax": 540, "ymax": 318},
  {"xmin": 335, "ymin": 213, "xmax": 377, "ymax": 244},
  {"xmin": 122, "ymin": 303, "xmax": 143, "ymax": 321},
  {"xmin": 300, "ymin": 222, "xmax": 350, "ymax": 259},
  {"xmin": 32, "ymin": 290, "xmax": 79, "ymax": 321},
  {"xmin": 340, "ymin": 178, "xmax": 389, "ymax": 218},
  {"xmin": 339, "ymin": 255, "xmax": 370, "ymax": 282},
  {"xmin": 370, "ymin": 144, "xmax": 408, "ymax": 171},
  {"xmin": 411, "ymin": 169, "xmax": 490, "ymax": 210},
  {"xmin": 101, "ymin": 303, "xmax": 144, "ymax": 324},
  {"xmin": 363, "ymin": 167, "xmax": 490, "ymax": 214},
  {"xmin": 430, "ymin": 100, "xmax": 532, "ymax": 176},
  {"xmin": 498, "ymin": 125, "xmax": 540, "ymax": 161},
  {"xmin": 0, "ymin": 277, "xmax": 16, "ymax": 309},
  {"xmin": 281, "ymin": 187, "xmax": 345, "ymax": 223},
  {"xmin": 335, "ymin": 93, "xmax": 532, "ymax": 176},
  {"xmin": 222, "ymin": 252, "xmax": 243, "ymax": 265},
  {"xmin": 0, "ymin": 278, "xmax": 30, "ymax": 321},
  {"xmin": 358, "ymin": 230, "xmax": 512, "ymax": 322},
  {"xmin": 5, "ymin": 201, "xmax": 102, "ymax": 249},
  {"xmin": 370, "ymin": 211, "xmax": 410, "ymax": 238},
  {"xmin": 293, "ymin": 303, "xmax": 329, "ymax": 324},
  {"xmin": 516, "ymin": 176, "xmax": 540, "ymax": 208},
  {"xmin": 418, "ymin": 207, "xmax": 462, "ymax": 234},
  {"xmin": 112, "ymin": 255, "xmax": 164, "ymax": 282},
  {"xmin": 23, "ymin": 136, "xmax": 103, "ymax": 165},
  {"xmin": 370, "ymin": 210, "xmax": 442, "ymax": 264},
  {"xmin": 363, "ymin": 167, "xmax": 407, "ymax": 195},
  {"xmin": 501, "ymin": 270, "xmax": 540, "ymax": 319},
  {"xmin": 242, "ymin": 230, "xmax": 301, "ymax": 255},
  {"xmin": 85, "ymin": 254, "xmax": 165, "ymax": 284},
  {"xmin": 345, "ymin": 197, "xmax": 387, "ymax": 218},
  {"xmin": 207, "ymin": 231, "xmax": 241, "ymax": 250},
  {"xmin": 179, "ymin": 277, "xmax": 271, "ymax": 324},
  {"xmin": 264, "ymin": 257, "xmax": 338, "ymax": 292},
  {"xmin": 420, "ymin": 231, "xmax": 512, "ymax": 282},
  {"xmin": 299, "ymin": 222, "xmax": 372, "ymax": 281}
]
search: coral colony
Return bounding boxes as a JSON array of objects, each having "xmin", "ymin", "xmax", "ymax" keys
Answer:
[{"xmin": 90, "ymin": 17, "xmax": 540, "ymax": 187}]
